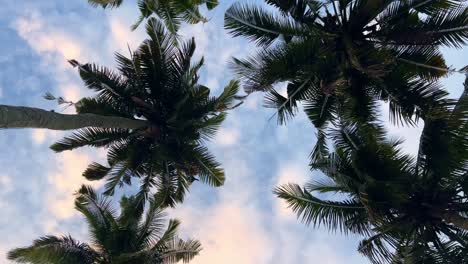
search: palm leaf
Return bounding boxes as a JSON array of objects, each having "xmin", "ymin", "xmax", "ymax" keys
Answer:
[
  {"xmin": 8, "ymin": 236, "xmax": 97, "ymax": 264},
  {"xmin": 160, "ymin": 238, "xmax": 202, "ymax": 263},
  {"xmin": 275, "ymin": 183, "xmax": 366, "ymax": 233}
]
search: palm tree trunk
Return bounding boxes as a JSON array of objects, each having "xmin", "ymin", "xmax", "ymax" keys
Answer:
[
  {"xmin": 0, "ymin": 105, "xmax": 148, "ymax": 130},
  {"xmin": 443, "ymin": 211, "xmax": 468, "ymax": 230}
]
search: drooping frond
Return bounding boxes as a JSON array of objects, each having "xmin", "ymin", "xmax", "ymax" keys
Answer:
[
  {"xmin": 160, "ymin": 238, "xmax": 202, "ymax": 263},
  {"xmin": 275, "ymin": 183, "xmax": 367, "ymax": 234},
  {"xmin": 225, "ymin": 3, "xmax": 307, "ymax": 46},
  {"xmin": 189, "ymin": 146, "xmax": 225, "ymax": 187},
  {"xmin": 74, "ymin": 185, "xmax": 118, "ymax": 248},
  {"xmin": 50, "ymin": 127, "xmax": 132, "ymax": 152},
  {"xmin": 7, "ymin": 236, "xmax": 98, "ymax": 264},
  {"xmin": 87, "ymin": 0, "xmax": 123, "ymax": 8}
]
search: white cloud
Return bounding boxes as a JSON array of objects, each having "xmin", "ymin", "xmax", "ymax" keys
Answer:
[
  {"xmin": 0, "ymin": 246, "xmax": 8, "ymax": 264},
  {"xmin": 108, "ymin": 15, "xmax": 145, "ymax": 55},
  {"xmin": 0, "ymin": 175, "xmax": 12, "ymax": 193},
  {"xmin": 175, "ymin": 203, "xmax": 274, "ymax": 264},
  {"xmin": 45, "ymin": 150, "xmax": 104, "ymax": 222},
  {"xmin": 215, "ymin": 127, "xmax": 239, "ymax": 146},
  {"xmin": 14, "ymin": 13, "xmax": 84, "ymax": 69}
]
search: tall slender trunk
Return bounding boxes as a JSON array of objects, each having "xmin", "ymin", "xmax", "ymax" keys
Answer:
[
  {"xmin": 443, "ymin": 211, "xmax": 468, "ymax": 230},
  {"xmin": 0, "ymin": 105, "xmax": 148, "ymax": 130}
]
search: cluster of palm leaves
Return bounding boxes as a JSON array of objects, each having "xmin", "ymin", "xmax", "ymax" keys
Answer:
[
  {"xmin": 4, "ymin": 0, "xmax": 468, "ymax": 263},
  {"xmin": 8, "ymin": 185, "xmax": 201, "ymax": 263},
  {"xmin": 224, "ymin": 0, "xmax": 468, "ymax": 262},
  {"xmin": 88, "ymin": 0, "xmax": 218, "ymax": 32},
  {"xmin": 50, "ymin": 18, "xmax": 242, "ymax": 207}
]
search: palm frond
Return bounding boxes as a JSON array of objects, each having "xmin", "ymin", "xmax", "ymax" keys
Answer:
[
  {"xmin": 138, "ymin": 197, "xmax": 168, "ymax": 248},
  {"xmin": 8, "ymin": 236, "xmax": 97, "ymax": 264},
  {"xmin": 153, "ymin": 219, "xmax": 181, "ymax": 250},
  {"xmin": 75, "ymin": 185, "xmax": 118, "ymax": 247},
  {"xmin": 88, "ymin": 0, "xmax": 123, "ymax": 8},
  {"xmin": 50, "ymin": 127, "xmax": 132, "ymax": 152},
  {"xmin": 225, "ymin": 3, "xmax": 306, "ymax": 46},
  {"xmin": 83, "ymin": 162, "xmax": 111, "ymax": 181},
  {"xmin": 160, "ymin": 238, "xmax": 202, "ymax": 263},
  {"xmin": 275, "ymin": 183, "xmax": 366, "ymax": 233}
]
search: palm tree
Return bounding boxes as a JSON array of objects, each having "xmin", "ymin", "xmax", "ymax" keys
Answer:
[
  {"xmin": 0, "ymin": 18, "xmax": 242, "ymax": 206},
  {"xmin": 275, "ymin": 75, "xmax": 468, "ymax": 263},
  {"xmin": 8, "ymin": 185, "xmax": 202, "ymax": 263},
  {"xmin": 88, "ymin": 0, "xmax": 218, "ymax": 32},
  {"xmin": 225, "ymin": 0, "xmax": 467, "ymax": 137}
]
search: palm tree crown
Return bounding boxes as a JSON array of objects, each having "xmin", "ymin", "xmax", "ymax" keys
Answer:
[
  {"xmin": 51, "ymin": 18, "xmax": 242, "ymax": 206},
  {"xmin": 88, "ymin": 0, "xmax": 218, "ymax": 32},
  {"xmin": 8, "ymin": 185, "xmax": 201, "ymax": 264},
  {"xmin": 225, "ymin": 0, "xmax": 467, "ymax": 135},
  {"xmin": 276, "ymin": 75, "xmax": 468, "ymax": 263}
]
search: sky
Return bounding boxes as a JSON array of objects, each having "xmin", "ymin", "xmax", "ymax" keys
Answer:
[{"xmin": 0, "ymin": 1, "xmax": 466, "ymax": 263}]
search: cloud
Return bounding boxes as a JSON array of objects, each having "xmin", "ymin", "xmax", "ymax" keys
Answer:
[
  {"xmin": 215, "ymin": 127, "xmax": 239, "ymax": 146},
  {"xmin": 14, "ymin": 13, "xmax": 84, "ymax": 69},
  {"xmin": 108, "ymin": 15, "xmax": 146, "ymax": 55},
  {"xmin": 45, "ymin": 151, "xmax": 101, "ymax": 220},
  {"xmin": 0, "ymin": 175, "xmax": 13, "ymax": 193},
  {"xmin": 175, "ymin": 203, "xmax": 274, "ymax": 264}
]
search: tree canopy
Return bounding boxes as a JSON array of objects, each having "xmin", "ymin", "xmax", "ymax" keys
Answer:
[{"xmin": 8, "ymin": 185, "xmax": 201, "ymax": 263}]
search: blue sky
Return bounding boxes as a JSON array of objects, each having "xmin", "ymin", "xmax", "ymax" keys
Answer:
[{"xmin": 0, "ymin": 1, "xmax": 467, "ymax": 263}]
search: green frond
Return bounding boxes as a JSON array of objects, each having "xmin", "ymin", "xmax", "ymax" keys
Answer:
[
  {"xmin": 378, "ymin": 71, "xmax": 449, "ymax": 125},
  {"xmin": 8, "ymin": 236, "xmax": 97, "ymax": 264},
  {"xmin": 160, "ymin": 238, "xmax": 202, "ymax": 263},
  {"xmin": 117, "ymin": 195, "xmax": 145, "ymax": 230},
  {"xmin": 197, "ymin": 113, "xmax": 226, "ymax": 142},
  {"xmin": 358, "ymin": 233, "xmax": 399, "ymax": 264},
  {"xmin": 230, "ymin": 40, "xmax": 321, "ymax": 93},
  {"xmin": 144, "ymin": 0, "xmax": 182, "ymax": 33},
  {"xmin": 83, "ymin": 162, "xmax": 111, "ymax": 181},
  {"xmin": 103, "ymin": 164, "xmax": 132, "ymax": 196},
  {"xmin": 153, "ymin": 219, "xmax": 181, "ymax": 250},
  {"xmin": 88, "ymin": 0, "xmax": 123, "ymax": 8},
  {"xmin": 152, "ymin": 164, "xmax": 190, "ymax": 208},
  {"xmin": 216, "ymin": 80, "xmax": 242, "ymax": 110},
  {"xmin": 50, "ymin": 127, "xmax": 132, "ymax": 152},
  {"xmin": 225, "ymin": 3, "xmax": 306, "ymax": 46},
  {"xmin": 303, "ymin": 83, "xmax": 337, "ymax": 128},
  {"xmin": 75, "ymin": 186, "xmax": 118, "ymax": 247},
  {"xmin": 264, "ymin": 88, "xmax": 298, "ymax": 124},
  {"xmin": 309, "ymin": 128, "xmax": 329, "ymax": 163},
  {"xmin": 423, "ymin": 6, "xmax": 468, "ymax": 48},
  {"xmin": 395, "ymin": 45, "xmax": 448, "ymax": 80},
  {"xmin": 138, "ymin": 197, "xmax": 168, "ymax": 248},
  {"xmin": 75, "ymin": 97, "xmax": 133, "ymax": 118},
  {"xmin": 305, "ymin": 179, "xmax": 345, "ymax": 194},
  {"xmin": 274, "ymin": 183, "xmax": 366, "ymax": 233},
  {"xmin": 191, "ymin": 146, "xmax": 225, "ymax": 187}
]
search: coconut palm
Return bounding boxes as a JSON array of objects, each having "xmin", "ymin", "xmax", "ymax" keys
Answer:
[
  {"xmin": 225, "ymin": 0, "xmax": 467, "ymax": 138},
  {"xmin": 8, "ymin": 185, "xmax": 201, "ymax": 264},
  {"xmin": 88, "ymin": 0, "xmax": 218, "ymax": 32},
  {"xmin": 0, "ymin": 18, "xmax": 242, "ymax": 206},
  {"xmin": 275, "ymin": 75, "xmax": 468, "ymax": 263}
]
